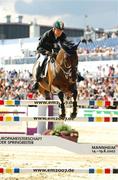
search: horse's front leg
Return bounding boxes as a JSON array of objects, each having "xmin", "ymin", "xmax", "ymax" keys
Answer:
[
  {"xmin": 70, "ymin": 86, "xmax": 77, "ymax": 119},
  {"xmin": 58, "ymin": 91, "xmax": 66, "ymax": 119}
]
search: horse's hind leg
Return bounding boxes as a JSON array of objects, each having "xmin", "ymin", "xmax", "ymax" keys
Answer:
[
  {"xmin": 58, "ymin": 91, "xmax": 65, "ymax": 119},
  {"xmin": 70, "ymin": 87, "xmax": 77, "ymax": 119}
]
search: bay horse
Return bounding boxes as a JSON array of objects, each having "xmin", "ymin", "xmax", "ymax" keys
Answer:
[{"xmin": 33, "ymin": 43, "xmax": 79, "ymax": 119}]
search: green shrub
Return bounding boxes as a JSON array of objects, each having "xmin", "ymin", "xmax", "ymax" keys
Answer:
[{"xmin": 52, "ymin": 124, "xmax": 74, "ymax": 136}]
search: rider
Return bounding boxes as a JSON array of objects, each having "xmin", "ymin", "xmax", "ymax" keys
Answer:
[{"xmin": 32, "ymin": 20, "xmax": 81, "ymax": 91}]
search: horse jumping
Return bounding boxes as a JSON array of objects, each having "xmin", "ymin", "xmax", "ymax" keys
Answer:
[{"xmin": 33, "ymin": 44, "xmax": 79, "ymax": 119}]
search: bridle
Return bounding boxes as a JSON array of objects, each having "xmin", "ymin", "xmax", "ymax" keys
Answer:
[{"xmin": 55, "ymin": 51, "xmax": 72, "ymax": 79}]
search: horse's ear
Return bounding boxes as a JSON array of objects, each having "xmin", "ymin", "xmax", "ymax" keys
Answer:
[
  {"xmin": 73, "ymin": 41, "xmax": 81, "ymax": 50},
  {"xmin": 75, "ymin": 41, "xmax": 81, "ymax": 48}
]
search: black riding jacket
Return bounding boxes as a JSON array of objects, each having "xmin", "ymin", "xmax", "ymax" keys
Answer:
[{"xmin": 37, "ymin": 29, "xmax": 73, "ymax": 54}]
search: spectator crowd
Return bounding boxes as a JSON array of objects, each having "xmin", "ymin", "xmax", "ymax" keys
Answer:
[{"xmin": 0, "ymin": 63, "xmax": 117, "ymax": 102}]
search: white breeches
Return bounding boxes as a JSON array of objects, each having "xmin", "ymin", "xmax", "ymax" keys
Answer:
[{"xmin": 36, "ymin": 54, "xmax": 47, "ymax": 66}]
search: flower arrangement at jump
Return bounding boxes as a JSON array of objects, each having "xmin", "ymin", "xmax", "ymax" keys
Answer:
[{"xmin": 43, "ymin": 124, "xmax": 79, "ymax": 143}]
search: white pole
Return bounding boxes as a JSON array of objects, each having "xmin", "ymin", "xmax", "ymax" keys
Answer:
[{"xmin": 37, "ymin": 95, "xmax": 48, "ymax": 134}]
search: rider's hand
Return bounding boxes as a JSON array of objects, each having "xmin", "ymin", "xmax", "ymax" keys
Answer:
[{"xmin": 45, "ymin": 51, "xmax": 50, "ymax": 55}]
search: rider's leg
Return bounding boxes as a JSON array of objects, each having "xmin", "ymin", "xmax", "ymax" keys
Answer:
[
  {"xmin": 35, "ymin": 56, "xmax": 48, "ymax": 81},
  {"xmin": 36, "ymin": 64, "xmax": 42, "ymax": 82},
  {"xmin": 32, "ymin": 55, "xmax": 47, "ymax": 91},
  {"xmin": 41, "ymin": 57, "xmax": 48, "ymax": 76}
]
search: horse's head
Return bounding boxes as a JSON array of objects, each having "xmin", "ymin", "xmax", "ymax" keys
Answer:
[{"xmin": 56, "ymin": 42, "xmax": 79, "ymax": 69}]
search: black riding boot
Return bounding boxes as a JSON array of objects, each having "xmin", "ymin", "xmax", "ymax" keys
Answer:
[
  {"xmin": 32, "ymin": 63, "xmax": 42, "ymax": 92},
  {"xmin": 41, "ymin": 57, "xmax": 48, "ymax": 76},
  {"xmin": 32, "ymin": 57, "xmax": 48, "ymax": 92}
]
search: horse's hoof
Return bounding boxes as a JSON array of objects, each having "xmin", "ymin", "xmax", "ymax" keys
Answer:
[
  {"xmin": 70, "ymin": 112, "xmax": 77, "ymax": 119},
  {"xmin": 59, "ymin": 114, "xmax": 66, "ymax": 119}
]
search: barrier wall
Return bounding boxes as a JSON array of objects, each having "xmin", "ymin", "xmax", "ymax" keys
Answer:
[{"xmin": 0, "ymin": 98, "xmax": 117, "ymax": 135}]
